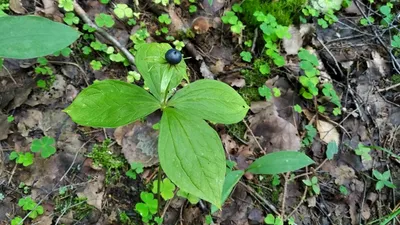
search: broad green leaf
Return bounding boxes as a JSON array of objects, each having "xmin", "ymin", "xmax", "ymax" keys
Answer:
[
  {"xmin": 168, "ymin": 80, "xmax": 249, "ymax": 124},
  {"xmin": 0, "ymin": 16, "xmax": 80, "ymax": 59},
  {"xmin": 247, "ymin": 151, "xmax": 314, "ymax": 174},
  {"xmin": 158, "ymin": 108, "xmax": 226, "ymax": 207},
  {"xmin": 135, "ymin": 43, "xmax": 188, "ymax": 101},
  {"xmin": 64, "ymin": 80, "xmax": 160, "ymax": 128},
  {"xmin": 211, "ymin": 170, "xmax": 244, "ymax": 213},
  {"xmin": 326, "ymin": 141, "xmax": 338, "ymax": 160}
]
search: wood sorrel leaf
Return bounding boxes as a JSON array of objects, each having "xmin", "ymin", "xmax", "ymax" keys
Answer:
[
  {"xmin": 135, "ymin": 43, "xmax": 188, "ymax": 101},
  {"xmin": 64, "ymin": 80, "xmax": 160, "ymax": 128},
  {"xmin": 159, "ymin": 108, "xmax": 225, "ymax": 207},
  {"xmin": 168, "ymin": 79, "xmax": 249, "ymax": 124},
  {"xmin": 247, "ymin": 151, "xmax": 314, "ymax": 174},
  {"xmin": 0, "ymin": 16, "xmax": 80, "ymax": 59}
]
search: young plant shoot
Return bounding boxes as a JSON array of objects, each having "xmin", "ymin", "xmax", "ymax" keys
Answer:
[{"xmin": 64, "ymin": 43, "xmax": 250, "ymax": 207}]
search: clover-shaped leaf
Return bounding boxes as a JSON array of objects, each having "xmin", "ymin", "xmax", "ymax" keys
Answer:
[
  {"xmin": 158, "ymin": 14, "xmax": 171, "ymax": 25},
  {"xmin": 135, "ymin": 192, "xmax": 158, "ymax": 217},
  {"xmin": 114, "ymin": 4, "xmax": 133, "ymax": 19},
  {"xmin": 95, "ymin": 13, "xmax": 115, "ymax": 28},
  {"xmin": 391, "ymin": 35, "xmax": 400, "ymax": 48},
  {"xmin": 152, "ymin": 178, "xmax": 176, "ymax": 200},
  {"xmin": 221, "ymin": 11, "xmax": 238, "ymax": 25},
  {"xmin": 59, "ymin": 0, "xmax": 73, "ymax": 11},
  {"xmin": 64, "ymin": 12, "xmax": 79, "ymax": 25},
  {"xmin": 30, "ymin": 136, "xmax": 56, "ymax": 158}
]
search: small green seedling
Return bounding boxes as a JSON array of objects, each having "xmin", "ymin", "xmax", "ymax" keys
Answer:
[
  {"xmin": 189, "ymin": 5, "xmax": 197, "ymax": 13},
  {"xmin": 240, "ymin": 51, "xmax": 252, "ymax": 62},
  {"xmin": 7, "ymin": 115, "xmax": 14, "ymax": 122},
  {"xmin": 11, "ymin": 217, "xmax": 23, "ymax": 225},
  {"xmin": 18, "ymin": 196, "xmax": 44, "ymax": 219},
  {"xmin": 298, "ymin": 49, "xmax": 320, "ymax": 99},
  {"xmin": 152, "ymin": 178, "xmax": 176, "ymax": 200},
  {"xmin": 373, "ymin": 170, "xmax": 396, "ymax": 191},
  {"xmin": 339, "ymin": 185, "xmax": 348, "ymax": 195},
  {"xmin": 302, "ymin": 124, "xmax": 316, "ymax": 147},
  {"xmin": 302, "ymin": 176, "xmax": 320, "ymax": 195},
  {"xmin": 264, "ymin": 214, "xmax": 283, "ymax": 225},
  {"xmin": 135, "ymin": 192, "xmax": 158, "ymax": 223},
  {"xmin": 153, "ymin": 0, "xmax": 169, "ymax": 6},
  {"xmin": 30, "ymin": 136, "xmax": 56, "ymax": 159},
  {"xmin": 127, "ymin": 71, "xmax": 141, "ymax": 83},
  {"xmin": 63, "ymin": 12, "xmax": 79, "ymax": 25},
  {"xmin": 158, "ymin": 14, "xmax": 171, "ymax": 25},
  {"xmin": 90, "ymin": 60, "xmax": 102, "ymax": 70},
  {"xmin": 354, "ymin": 143, "xmax": 372, "ymax": 161},
  {"xmin": 95, "ymin": 13, "xmax": 114, "ymax": 28},
  {"xmin": 271, "ymin": 174, "xmax": 280, "ymax": 186},
  {"xmin": 294, "ymin": 104, "xmax": 302, "ymax": 113},
  {"xmin": 114, "ymin": 4, "xmax": 133, "ymax": 19},
  {"xmin": 58, "ymin": 0, "xmax": 73, "ymax": 11},
  {"xmin": 9, "ymin": 151, "xmax": 34, "ymax": 167},
  {"xmin": 19, "ymin": 182, "xmax": 30, "ymax": 194},
  {"xmin": 126, "ymin": 162, "xmax": 144, "ymax": 179}
]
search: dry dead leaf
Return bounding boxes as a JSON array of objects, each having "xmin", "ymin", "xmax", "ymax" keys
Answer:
[
  {"xmin": 248, "ymin": 101, "xmax": 301, "ymax": 153},
  {"xmin": 316, "ymin": 119, "xmax": 340, "ymax": 145},
  {"xmin": 77, "ymin": 161, "xmax": 105, "ymax": 210},
  {"xmin": 9, "ymin": 0, "xmax": 25, "ymax": 14},
  {"xmin": 114, "ymin": 120, "xmax": 159, "ymax": 167},
  {"xmin": 210, "ymin": 59, "xmax": 225, "ymax": 74},
  {"xmin": 283, "ymin": 24, "xmax": 313, "ymax": 55}
]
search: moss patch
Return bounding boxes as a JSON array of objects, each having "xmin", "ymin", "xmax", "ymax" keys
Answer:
[
  {"xmin": 392, "ymin": 74, "xmax": 400, "ymax": 84},
  {"xmin": 241, "ymin": 0, "xmax": 307, "ymax": 26}
]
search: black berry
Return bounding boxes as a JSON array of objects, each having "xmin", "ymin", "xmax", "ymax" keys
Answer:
[{"xmin": 165, "ymin": 49, "xmax": 182, "ymax": 65}]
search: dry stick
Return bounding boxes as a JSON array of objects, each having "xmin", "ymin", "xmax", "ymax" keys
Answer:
[
  {"xmin": 291, "ymin": 158, "xmax": 328, "ymax": 180},
  {"xmin": 239, "ymin": 181, "xmax": 279, "ymax": 215},
  {"xmin": 48, "ymin": 60, "xmax": 89, "ymax": 86},
  {"xmin": 1, "ymin": 65, "xmax": 17, "ymax": 85},
  {"xmin": 72, "ymin": 1, "xmax": 137, "ymax": 70},
  {"xmin": 287, "ymin": 186, "xmax": 308, "ymax": 219},
  {"xmin": 280, "ymin": 172, "xmax": 290, "ymax": 219},
  {"xmin": 242, "ymin": 119, "xmax": 266, "ymax": 154},
  {"xmin": 251, "ymin": 28, "xmax": 258, "ymax": 54},
  {"xmin": 377, "ymin": 82, "xmax": 400, "ymax": 92}
]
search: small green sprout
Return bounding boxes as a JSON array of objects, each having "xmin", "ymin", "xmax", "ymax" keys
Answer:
[
  {"xmin": 354, "ymin": 143, "xmax": 372, "ymax": 161},
  {"xmin": 264, "ymin": 214, "xmax": 283, "ymax": 225},
  {"xmin": 30, "ymin": 136, "xmax": 56, "ymax": 159},
  {"xmin": 302, "ymin": 176, "xmax": 320, "ymax": 195},
  {"xmin": 11, "ymin": 217, "xmax": 23, "ymax": 225},
  {"xmin": 222, "ymin": 11, "xmax": 238, "ymax": 25},
  {"xmin": 152, "ymin": 178, "xmax": 176, "ymax": 200},
  {"xmin": 9, "ymin": 151, "xmax": 34, "ymax": 167},
  {"xmin": 114, "ymin": 4, "xmax": 133, "ymax": 19},
  {"xmin": 7, "ymin": 115, "xmax": 14, "ymax": 122},
  {"xmin": 126, "ymin": 162, "xmax": 144, "ymax": 179},
  {"xmin": 153, "ymin": 0, "xmax": 169, "ymax": 6},
  {"xmin": 63, "ymin": 12, "xmax": 79, "ymax": 25},
  {"xmin": 135, "ymin": 192, "xmax": 158, "ymax": 222},
  {"xmin": 302, "ymin": 124, "xmax": 316, "ymax": 146},
  {"xmin": 172, "ymin": 40, "xmax": 185, "ymax": 51},
  {"xmin": 18, "ymin": 196, "xmax": 44, "ymax": 219},
  {"xmin": 258, "ymin": 85, "xmax": 272, "ymax": 101},
  {"xmin": 373, "ymin": 170, "xmax": 396, "ymax": 191},
  {"xmin": 158, "ymin": 14, "xmax": 171, "ymax": 25},
  {"xmin": 339, "ymin": 185, "xmax": 348, "ymax": 195},
  {"xmin": 95, "ymin": 13, "xmax": 115, "ymax": 28},
  {"xmin": 189, "ymin": 5, "xmax": 197, "ymax": 13},
  {"xmin": 294, "ymin": 104, "xmax": 302, "ymax": 113},
  {"xmin": 360, "ymin": 16, "xmax": 374, "ymax": 26},
  {"xmin": 90, "ymin": 60, "xmax": 102, "ymax": 70},
  {"xmin": 240, "ymin": 51, "xmax": 252, "ymax": 62},
  {"xmin": 58, "ymin": 0, "xmax": 73, "ymax": 11}
]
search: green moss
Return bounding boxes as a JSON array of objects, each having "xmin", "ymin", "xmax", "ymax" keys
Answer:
[
  {"xmin": 226, "ymin": 121, "xmax": 247, "ymax": 139},
  {"xmin": 87, "ymin": 139, "xmax": 125, "ymax": 184},
  {"xmin": 392, "ymin": 74, "xmax": 400, "ymax": 84},
  {"xmin": 239, "ymin": 87, "xmax": 261, "ymax": 105},
  {"xmin": 241, "ymin": 0, "xmax": 307, "ymax": 26}
]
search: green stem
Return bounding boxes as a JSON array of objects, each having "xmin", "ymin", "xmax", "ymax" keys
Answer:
[{"xmin": 157, "ymin": 166, "xmax": 162, "ymax": 216}]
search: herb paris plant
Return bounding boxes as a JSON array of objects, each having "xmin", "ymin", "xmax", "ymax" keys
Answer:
[{"xmin": 65, "ymin": 43, "xmax": 250, "ymax": 207}]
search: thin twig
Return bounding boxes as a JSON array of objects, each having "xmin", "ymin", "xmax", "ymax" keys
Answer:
[
  {"xmin": 72, "ymin": 1, "xmax": 137, "ymax": 70},
  {"xmin": 377, "ymin": 82, "xmax": 400, "ymax": 93},
  {"xmin": 280, "ymin": 172, "xmax": 290, "ymax": 218},
  {"xmin": 242, "ymin": 119, "xmax": 266, "ymax": 154},
  {"xmin": 239, "ymin": 181, "xmax": 279, "ymax": 215},
  {"xmin": 251, "ymin": 28, "xmax": 258, "ymax": 54}
]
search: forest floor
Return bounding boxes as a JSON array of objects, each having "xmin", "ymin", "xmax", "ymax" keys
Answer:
[{"xmin": 0, "ymin": 0, "xmax": 399, "ymax": 225}]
